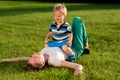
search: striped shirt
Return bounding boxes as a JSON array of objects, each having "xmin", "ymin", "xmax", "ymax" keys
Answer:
[{"xmin": 49, "ymin": 22, "xmax": 72, "ymax": 41}]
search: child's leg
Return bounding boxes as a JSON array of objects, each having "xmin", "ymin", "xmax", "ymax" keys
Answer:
[
  {"xmin": 47, "ymin": 41, "xmax": 58, "ymax": 47},
  {"xmin": 62, "ymin": 45, "xmax": 76, "ymax": 62},
  {"xmin": 47, "ymin": 40, "xmax": 67, "ymax": 48}
]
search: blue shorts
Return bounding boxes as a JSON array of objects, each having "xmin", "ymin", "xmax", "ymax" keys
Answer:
[{"xmin": 47, "ymin": 40, "xmax": 68, "ymax": 48}]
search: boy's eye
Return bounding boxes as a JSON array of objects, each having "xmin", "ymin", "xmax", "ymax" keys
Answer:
[{"xmin": 55, "ymin": 14, "xmax": 62, "ymax": 17}]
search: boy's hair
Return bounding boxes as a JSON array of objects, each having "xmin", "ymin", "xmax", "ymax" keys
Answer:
[
  {"xmin": 23, "ymin": 62, "xmax": 47, "ymax": 71},
  {"xmin": 53, "ymin": 3, "xmax": 67, "ymax": 16}
]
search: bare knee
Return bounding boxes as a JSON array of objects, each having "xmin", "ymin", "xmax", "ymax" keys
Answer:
[{"xmin": 62, "ymin": 45, "xmax": 72, "ymax": 54}]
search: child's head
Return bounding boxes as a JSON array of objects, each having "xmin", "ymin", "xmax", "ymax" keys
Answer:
[{"xmin": 53, "ymin": 3, "xmax": 67, "ymax": 24}]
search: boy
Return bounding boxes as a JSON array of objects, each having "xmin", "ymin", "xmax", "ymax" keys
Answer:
[
  {"xmin": 26, "ymin": 47, "xmax": 83, "ymax": 75},
  {"xmin": 44, "ymin": 3, "xmax": 76, "ymax": 62}
]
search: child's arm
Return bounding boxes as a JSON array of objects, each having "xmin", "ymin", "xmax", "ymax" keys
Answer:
[
  {"xmin": 44, "ymin": 32, "xmax": 53, "ymax": 44},
  {"xmin": 67, "ymin": 33, "xmax": 73, "ymax": 46}
]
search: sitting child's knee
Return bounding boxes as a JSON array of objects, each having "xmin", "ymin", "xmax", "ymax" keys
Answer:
[
  {"xmin": 62, "ymin": 45, "xmax": 72, "ymax": 53},
  {"xmin": 62, "ymin": 45, "xmax": 68, "ymax": 51}
]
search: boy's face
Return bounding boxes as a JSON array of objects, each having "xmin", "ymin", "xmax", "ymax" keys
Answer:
[
  {"xmin": 54, "ymin": 10, "xmax": 65, "ymax": 24},
  {"xmin": 28, "ymin": 53, "xmax": 45, "ymax": 69}
]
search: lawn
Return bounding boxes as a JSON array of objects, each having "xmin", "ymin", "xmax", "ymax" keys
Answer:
[{"xmin": 0, "ymin": 1, "xmax": 120, "ymax": 80}]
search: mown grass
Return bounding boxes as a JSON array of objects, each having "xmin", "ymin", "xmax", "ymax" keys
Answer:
[{"xmin": 0, "ymin": 1, "xmax": 120, "ymax": 80}]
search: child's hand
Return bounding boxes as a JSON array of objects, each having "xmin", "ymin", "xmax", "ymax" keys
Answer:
[
  {"xmin": 67, "ymin": 41, "xmax": 72, "ymax": 47},
  {"xmin": 44, "ymin": 43, "xmax": 48, "ymax": 47}
]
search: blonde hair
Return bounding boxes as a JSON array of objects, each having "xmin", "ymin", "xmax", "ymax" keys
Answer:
[{"xmin": 53, "ymin": 3, "xmax": 67, "ymax": 16}]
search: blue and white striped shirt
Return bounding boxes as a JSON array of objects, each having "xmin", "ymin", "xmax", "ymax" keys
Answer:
[{"xmin": 49, "ymin": 22, "xmax": 72, "ymax": 41}]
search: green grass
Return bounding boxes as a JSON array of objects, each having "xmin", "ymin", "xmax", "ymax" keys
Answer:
[{"xmin": 0, "ymin": 1, "xmax": 120, "ymax": 80}]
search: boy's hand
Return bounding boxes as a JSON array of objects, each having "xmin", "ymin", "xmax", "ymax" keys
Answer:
[{"xmin": 67, "ymin": 41, "xmax": 72, "ymax": 47}]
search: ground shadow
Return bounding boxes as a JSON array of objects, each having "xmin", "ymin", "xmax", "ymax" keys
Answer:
[
  {"xmin": 0, "ymin": 61, "xmax": 27, "ymax": 74},
  {"xmin": 0, "ymin": 61, "xmax": 60, "ymax": 75},
  {"xmin": 0, "ymin": 6, "xmax": 53, "ymax": 16},
  {"xmin": 0, "ymin": 3, "xmax": 120, "ymax": 16},
  {"xmin": 67, "ymin": 3, "xmax": 120, "ymax": 11}
]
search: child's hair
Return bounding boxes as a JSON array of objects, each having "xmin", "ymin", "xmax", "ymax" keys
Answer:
[{"xmin": 53, "ymin": 3, "xmax": 67, "ymax": 16}]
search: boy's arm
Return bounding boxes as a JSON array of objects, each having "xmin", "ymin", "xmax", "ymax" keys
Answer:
[
  {"xmin": 60, "ymin": 60, "xmax": 83, "ymax": 76},
  {"xmin": 44, "ymin": 32, "xmax": 53, "ymax": 44},
  {"xmin": 67, "ymin": 33, "xmax": 73, "ymax": 46},
  {"xmin": 0, "ymin": 57, "xmax": 30, "ymax": 63}
]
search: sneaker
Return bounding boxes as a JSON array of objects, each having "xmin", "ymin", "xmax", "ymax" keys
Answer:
[
  {"xmin": 83, "ymin": 48, "xmax": 90, "ymax": 54},
  {"xmin": 69, "ymin": 54, "xmax": 76, "ymax": 62}
]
